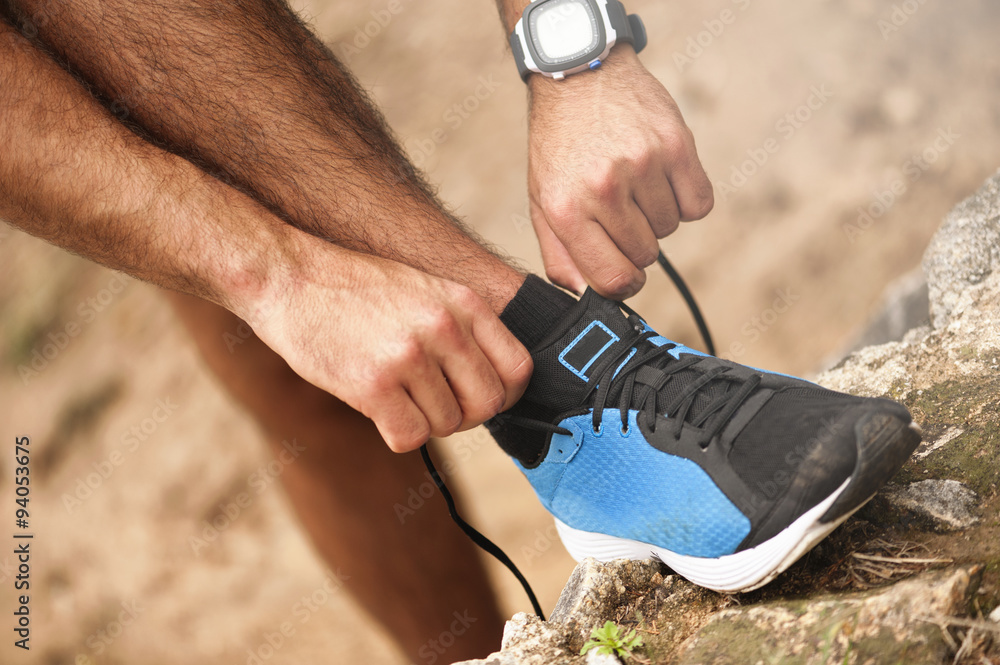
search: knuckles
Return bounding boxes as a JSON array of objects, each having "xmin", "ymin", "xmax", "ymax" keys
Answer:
[
  {"xmin": 683, "ymin": 181, "xmax": 715, "ymax": 221},
  {"xmin": 583, "ymin": 160, "xmax": 624, "ymax": 204},
  {"xmin": 630, "ymin": 240, "xmax": 661, "ymax": 270},
  {"xmin": 447, "ymin": 283, "xmax": 482, "ymax": 312},
  {"xmin": 385, "ymin": 424, "xmax": 430, "ymax": 453},
  {"xmin": 541, "ymin": 193, "xmax": 582, "ymax": 233}
]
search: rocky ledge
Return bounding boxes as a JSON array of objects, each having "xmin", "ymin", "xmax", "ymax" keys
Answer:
[{"xmin": 455, "ymin": 172, "xmax": 1000, "ymax": 665}]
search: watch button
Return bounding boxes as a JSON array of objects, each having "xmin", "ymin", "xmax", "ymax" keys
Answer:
[{"xmin": 589, "ymin": 59, "xmax": 602, "ymax": 70}]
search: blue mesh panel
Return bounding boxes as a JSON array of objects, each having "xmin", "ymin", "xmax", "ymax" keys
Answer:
[{"xmin": 521, "ymin": 410, "xmax": 750, "ymax": 558}]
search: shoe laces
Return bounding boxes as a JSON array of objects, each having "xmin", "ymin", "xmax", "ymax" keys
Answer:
[{"xmin": 504, "ymin": 304, "xmax": 761, "ymax": 449}]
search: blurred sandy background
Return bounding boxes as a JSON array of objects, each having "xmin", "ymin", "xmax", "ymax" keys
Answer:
[{"xmin": 1, "ymin": 0, "xmax": 998, "ymax": 663}]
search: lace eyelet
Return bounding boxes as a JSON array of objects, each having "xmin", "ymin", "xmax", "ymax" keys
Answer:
[
  {"xmin": 620, "ymin": 424, "xmax": 630, "ymax": 437},
  {"xmin": 592, "ymin": 423, "xmax": 603, "ymax": 437}
]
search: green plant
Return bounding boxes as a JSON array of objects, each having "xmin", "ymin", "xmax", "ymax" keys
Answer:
[{"xmin": 581, "ymin": 620, "xmax": 643, "ymax": 660}]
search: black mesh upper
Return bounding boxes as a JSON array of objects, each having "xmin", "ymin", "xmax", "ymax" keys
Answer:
[
  {"xmin": 490, "ymin": 290, "xmax": 749, "ymax": 466},
  {"xmin": 489, "ymin": 292, "xmax": 636, "ymax": 464},
  {"xmin": 726, "ymin": 388, "xmax": 860, "ymax": 492}
]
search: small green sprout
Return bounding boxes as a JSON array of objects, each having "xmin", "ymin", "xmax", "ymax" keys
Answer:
[{"xmin": 580, "ymin": 620, "xmax": 643, "ymax": 659}]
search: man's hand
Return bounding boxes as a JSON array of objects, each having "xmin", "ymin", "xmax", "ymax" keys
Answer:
[
  {"xmin": 249, "ymin": 244, "xmax": 533, "ymax": 453},
  {"xmin": 527, "ymin": 46, "xmax": 714, "ymax": 299}
]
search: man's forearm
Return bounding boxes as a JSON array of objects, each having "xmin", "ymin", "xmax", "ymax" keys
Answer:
[
  {"xmin": 5, "ymin": 0, "xmax": 522, "ymax": 311},
  {"xmin": 0, "ymin": 20, "xmax": 301, "ymax": 320}
]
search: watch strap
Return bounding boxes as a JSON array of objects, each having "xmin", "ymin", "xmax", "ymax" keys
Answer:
[
  {"xmin": 605, "ymin": 0, "xmax": 647, "ymax": 54},
  {"xmin": 511, "ymin": 31, "xmax": 532, "ymax": 82}
]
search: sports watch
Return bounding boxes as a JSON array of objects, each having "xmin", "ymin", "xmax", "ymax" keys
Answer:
[{"xmin": 510, "ymin": 0, "xmax": 647, "ymax": 82}]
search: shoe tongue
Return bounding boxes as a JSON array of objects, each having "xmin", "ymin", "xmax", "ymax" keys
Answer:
[
  {"xmin": 523, "ymin": 289, "xmax": 639, "ymax": 411},
  {"xmin": 525, "ymin": 289, "xmax": 732, "ymax": 424}
]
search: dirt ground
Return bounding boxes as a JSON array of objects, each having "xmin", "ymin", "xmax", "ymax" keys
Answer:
[{"xmin": 1, "ymin": 0, "xmax": 998, "ymax": 663}]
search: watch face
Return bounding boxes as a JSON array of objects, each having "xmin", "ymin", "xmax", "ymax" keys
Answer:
[{"xmin": 528, "ymin": 0, "xmax": 601, "ymax": 66}]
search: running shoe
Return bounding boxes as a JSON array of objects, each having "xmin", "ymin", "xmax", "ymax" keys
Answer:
[{"xmin": 487, "ymin": 288, "xmax": 921, "ymax": 592}]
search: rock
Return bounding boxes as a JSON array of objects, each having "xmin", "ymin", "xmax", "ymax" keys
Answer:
[
  {"xmin": 923, "ymin": 170, "xmax": 1000, "ymax": 329},
  {"xmin": 584, "ymin": 650, "xmax": 621, "ymax": 665},
  {"xmin": 838, "ymin": 267, "xmax": 930, "ymax": 357},
  {"xmin": 548, "ymin": 557, "xmax": 721, "ymax": 657},
  {"xmin": 879, "ymin": 479, "xmax": 981, "ymax": 530},
  {"xmin": 913, "ymin": 426, "xmax": 964, "ymax": 460},
  {"xmin": 457, "ymin": 559, "xmax": 720, "ymax": 665},
  {"xmin": 550, "ymin": 558, "xmax": 666, "ymax": 630},
  {"xmin": 676, "ymin": 567, "xmax": 981, "ymax": 665},
  {"xmin": 452, "ymin": 612, "xmax": 581, "ymax": 665},
  {"xmin": 990, "ymin": 605, "xmax": 1000, "ymax": 623}
]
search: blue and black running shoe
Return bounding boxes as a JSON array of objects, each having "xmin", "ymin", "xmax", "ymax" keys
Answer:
[{"xmin": 487, "ymin": 288, "xmax": 922, "ymax": 592}]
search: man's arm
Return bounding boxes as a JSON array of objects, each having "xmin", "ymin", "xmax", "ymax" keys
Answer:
[
  {"xmin": 4, "ymin": 0, "xmax": 523, "ymax": 313},
  {"xmin": 496, "ymin": 0, "xmax": 715, "ymax": 298},
  {"xmin": 0, "ymin": 21, "xmax": 530, "ymax": 451}
]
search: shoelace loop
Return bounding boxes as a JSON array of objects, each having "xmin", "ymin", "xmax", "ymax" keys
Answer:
[{"xmin": 509, "ymin": 308, "xmax": 761, "ymax": 450}]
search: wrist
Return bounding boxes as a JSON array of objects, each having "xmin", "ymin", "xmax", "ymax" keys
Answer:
[
  {"xmin": 199, "ymin": 192, "xmax": 315, "ymax": 327},
  {"xmin": 528, "ymin": 42, "xmax": 641, "ymax": 103}
]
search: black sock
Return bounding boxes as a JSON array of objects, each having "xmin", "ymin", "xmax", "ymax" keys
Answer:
[{"xmin": 499, "ymin": 275, "xmax": 577, "ymax": 350}]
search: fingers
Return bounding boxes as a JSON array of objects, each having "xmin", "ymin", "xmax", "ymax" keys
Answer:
[
  {"xmin": 369, "ymin": 387, "xmax": 431, "ymax": 453},
  {"xmin": 466, "ymin": 297, "xmax": 534, "ymax": 413},
  {"xmin": 540, "ymin": 189, "xmax": 650, "ymax": 299},
  {"xmin": 633, "ymin": 170, "xmax": 681, "ymax": 239},
  {"xmin": 531, "ymin": 200, "xmax": 587, "ymax": 294},
  {"xmin": 663, "ymin": 130, "xmax": 715, "ymax": 222},
  {"xmin": 376, "ymin": 288, "xmax": 533, "ymax": 452},
  {"xmin": 559, "ymin": 218, "xmax": 648, "ymax": 300},
  {"xmin": 404, "ymin": 361, "xmax": 464, "ymax": 436},
  {"xmin": 436, "ymin": 332, "xmax": 507, "ymax": 430}
]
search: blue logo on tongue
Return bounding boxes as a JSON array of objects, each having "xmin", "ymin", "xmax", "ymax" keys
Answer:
[{"xmin": 558, "ymin": 320, "xmax": 619, "ymax": 381}]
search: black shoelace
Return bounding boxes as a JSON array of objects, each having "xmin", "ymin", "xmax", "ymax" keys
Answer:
[
  {"xmin": 503, "ymin": 326, "xmax": 760, "ymax": 447},
  {"xmin": 419, "ymin": 252, "xmax": 717, "ymax": 621}
]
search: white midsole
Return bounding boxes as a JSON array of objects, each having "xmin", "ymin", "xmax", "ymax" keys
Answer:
[{"xmin": 554, "ymin": 476, "xmax": 854, "ymax": 593}]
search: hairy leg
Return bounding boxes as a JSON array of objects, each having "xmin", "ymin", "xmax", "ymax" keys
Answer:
[
  {"xmin": 5, "ymin": 0, "xmax": 522, "ymax": 311},
  {"xmin": 167, "ymin": 291, "xmax": 505, "ymax": 661}
]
